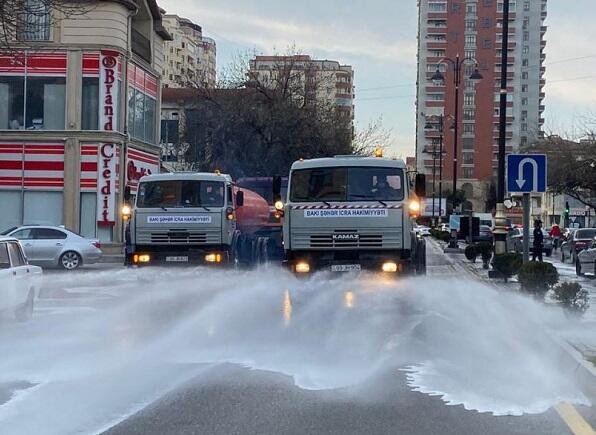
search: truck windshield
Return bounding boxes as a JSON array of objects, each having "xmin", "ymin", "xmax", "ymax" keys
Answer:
[
  {"xmin": 137, "ymin": 180, "xmax": 225, "ymax": 208},
  {"xmin": 290, "ymin": 167, "xmax": 404, "ymax": 202}
]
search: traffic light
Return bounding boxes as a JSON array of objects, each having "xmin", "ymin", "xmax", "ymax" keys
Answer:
[{"xmin": 565, "ymin": 201, "xmax": 570, "ymax": 219}]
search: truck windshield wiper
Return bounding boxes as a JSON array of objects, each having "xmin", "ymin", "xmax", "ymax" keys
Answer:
[
  {"xmin": 199, "ymin": 205, "xmax": 211, "ymax": 212},
  {"xmin": 349, "ymin": 194, "xmax": 387, "ymax": 207},
  {"xmin": 321, "ymin": 200, "xmax": 331, "ymax": 207}
]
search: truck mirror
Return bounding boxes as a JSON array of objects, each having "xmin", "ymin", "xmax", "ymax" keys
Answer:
[
  {"xmin": 124, "ymin": 186, "xmax": 131, "ymax": 202},
  {"xmin": 415, "ymin": 174, "xmax": 426, "ymax": 198},
  {"xmin": 236, "ymin": 190, "xmax": 244, "ymax": 207},
  {"xmin": 272, "ymin": 175, "xmax": 282, "ymax": 202}
]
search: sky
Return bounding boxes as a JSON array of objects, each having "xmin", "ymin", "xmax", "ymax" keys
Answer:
[{"xmin": 158, "ymin": 0, "xmax": 596, "ymax": 157}]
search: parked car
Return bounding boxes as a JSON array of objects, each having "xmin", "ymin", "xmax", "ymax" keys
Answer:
[
  {"xmin": 3, "ymin": 226, "xmax": 102, "ymax": 270},
  {"xmin": 414, "ymin": 225, "xmax": 431, "ymax": 237},
  {"xmin": 473, "ymin": 225, "xmax": 493, "ymax": 243},
  {"xmin": 506, "ymin": 227, "xmax": 553, "ymax": 257},
  {"xmin": 576, "ymin": 237, "xmax": 596, "ymax": 276},
  {"xmin": 0, "ymin": 237, "xmax": 42, "ymax": 321},
  {"xmin": 561, "ymin": 228, "xmax": 596, "ymax": 263}
]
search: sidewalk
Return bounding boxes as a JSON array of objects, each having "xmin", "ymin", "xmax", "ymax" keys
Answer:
[{"xmin": 429, "ymin": 237, "xmax": 596, "ymax": 367}]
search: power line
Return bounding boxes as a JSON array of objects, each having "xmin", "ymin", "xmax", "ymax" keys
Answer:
[{"xmin": 546, "ymin": 54, "xmax": 596, "ymax": 66}]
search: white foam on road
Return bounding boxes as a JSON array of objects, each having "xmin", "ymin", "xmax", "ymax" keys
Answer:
[{"xmin": 0, "ymin": 267, "xmax": 592, "ymax": 433}]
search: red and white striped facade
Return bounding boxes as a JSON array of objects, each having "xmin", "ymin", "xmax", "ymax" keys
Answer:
[
  {"xmin": 0, "ymin": 143, "xmax": 65, "ymax": 190},
  {"xmin": 0, "ymin": 51, "xmax": 67, "ymax": 77}
]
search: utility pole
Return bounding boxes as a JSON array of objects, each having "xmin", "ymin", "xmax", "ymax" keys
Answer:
[{"xmin": 493, "ymin": 0, "xmax": 511, "ymax": 256}]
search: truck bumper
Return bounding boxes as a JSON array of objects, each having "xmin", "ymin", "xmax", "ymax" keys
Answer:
[
  {"xmin": 127, "ymin": 245, "xmax": 230, "ymax": 266},
  {"xmin": 283, "ymin": 249, "xmax": 415, "ymax": 275}
]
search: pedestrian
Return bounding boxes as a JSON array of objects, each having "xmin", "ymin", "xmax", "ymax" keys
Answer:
[
  {"xmin": 533, "ymin": 220, "xmax": 544, "ymax": 262},
  {"xmin": 549, "ymin": 223, "xmax": 562, "ymax": 250}
]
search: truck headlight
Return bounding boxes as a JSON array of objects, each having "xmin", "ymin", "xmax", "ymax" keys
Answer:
[
  {"xmin": 205, "ymin": 253, "xmax": 222, "ymax": 263},
  {"xmin": 382, "ymin": 262, "xmax": 398, "ymax": 273},
  {"xmin": 133, "ymin": 254, "xmax": 150, "ymax": 264},
  {"xmin": 408, "ymin": 200, "xmax": 420, "ymax": 217},
  {"xmin": 295, "ymin": 262, "xmax": 310, "ymax": 273},
  {"xmin": 121, "ymin": 204, "xmax": 132, "ymax": 219},
  {"xmin": 274, "ymin": 200, "xmax": 284, "ymax": 211}
]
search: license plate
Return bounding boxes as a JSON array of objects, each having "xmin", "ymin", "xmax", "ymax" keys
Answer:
[
  {"xmin": 166, "ymin": 256, "xmax": 189, "ymax": 262},
  {"xmin": 331, "ymin": 264, "xmax": 361, "ymax": 272}
]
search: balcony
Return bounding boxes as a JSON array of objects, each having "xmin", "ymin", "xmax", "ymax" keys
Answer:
[{"xmin": 132, "ymin": 28, "xmax": 152, "ymax": 63}]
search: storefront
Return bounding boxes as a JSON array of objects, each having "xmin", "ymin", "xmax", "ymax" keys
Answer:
[{"xmin": 0, "ymin": 0, "xmax": 170, "ymax": 245}]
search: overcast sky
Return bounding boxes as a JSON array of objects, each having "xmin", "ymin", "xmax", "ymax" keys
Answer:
[{"xmin": 158, "ymin": 0, "xmax": 596, "ymax": 157}]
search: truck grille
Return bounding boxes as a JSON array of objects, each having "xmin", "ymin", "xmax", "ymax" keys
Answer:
[
  {"xmin": 137, "ymin": 229, "xmax": 220, "ymax": 245},
  {"xmin": 291, "ymin": 229, "xmax": 402, "ymax": 250},
  {"xmin": 310, "ymin": 233, "xmax": 383, "ymax": 248}
]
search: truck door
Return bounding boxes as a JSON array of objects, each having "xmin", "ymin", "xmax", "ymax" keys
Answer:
[
  {"xmin": 0, "ymin": 242, "xmax": 16, "ymax": 311},
  {"xmin": 6, "ymin": 241, "xmax": 29, "ymax": 308}
]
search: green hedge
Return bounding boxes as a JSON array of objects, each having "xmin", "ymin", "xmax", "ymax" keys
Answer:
[
  {"xmin": 517, "ymin": 261, "xmax": 559, "ymax": 295},
  {"xmin": 493, "ymin": 253, "xmax": 523, "ymax": 279}
]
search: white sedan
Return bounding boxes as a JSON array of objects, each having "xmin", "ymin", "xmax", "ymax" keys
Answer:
[
  {"xmin": 576, "ymin": 237, "xmax": 596, "ymax": 277},
  {"xmin": 0, "ymin": 236, "xmax": 42, "ymax": 321}
]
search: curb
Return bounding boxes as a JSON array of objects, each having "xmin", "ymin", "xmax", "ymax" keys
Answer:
[{"xmin": 432, "ymin": 238, "xmax": 596, "ymax": 402}]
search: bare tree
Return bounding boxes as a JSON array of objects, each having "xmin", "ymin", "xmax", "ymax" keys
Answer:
[
  {"xmin": 0, "ymin": 1, "xmax": 95, "ymax": 50},
  {"xmin": 352, "ymin": 116, "xmax": 393, "ymax": 156}
]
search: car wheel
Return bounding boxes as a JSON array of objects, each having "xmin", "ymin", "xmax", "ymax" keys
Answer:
[
  {"xmin": 60, "ymin": 251, "xmax": 82, "ymax": 270},
  {"xmin": 15, "ymin": 289, "xmax": 34, "ymax": 322},
  {"xmin": 576, "ymin": 259, "xmax": 584, "ymax": 277}
]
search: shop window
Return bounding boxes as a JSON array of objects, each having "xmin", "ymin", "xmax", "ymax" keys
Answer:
[
  {"xmin": 0, "ymin": 77, "xmax": 25, "ymax": 129},
  {"xmin": 82, "ymin": 77, "xmax": 99, "ymax": 130},
  {"xmin": 0, "ymin": 76, "xmax": 64, "ymax": 130}
]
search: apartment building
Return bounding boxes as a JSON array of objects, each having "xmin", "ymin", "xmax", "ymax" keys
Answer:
[
  {"xmin": 248, "ymin": 55, "xmax": 354, "ymax": 119},
  {"xmin": 0, "ymin": 0, "xmax": 171, "ymax": 243},
  {"xmin": 162, "ymin": 15, "xmax": 217, "ymax": 88},
  {"xmin": 416, "ymin": 0, "xmax": 547, "ymax": 210}
]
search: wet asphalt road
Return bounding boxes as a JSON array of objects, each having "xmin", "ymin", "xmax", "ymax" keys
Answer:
[{"xmin": 0, "ymin": 241, "xmax": 594, "ymax": 435}]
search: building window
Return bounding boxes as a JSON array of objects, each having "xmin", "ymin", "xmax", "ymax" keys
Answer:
[
  {"xmin": 463, "ymin": 109, "xmax": 475, "ymax": 120},
  {"xmin": 465, "ymin": 34, "xmax": 476, "ymax": 46},
  {"xmin": 428, "ymin": 2, "xmax": 447, "ymax": 12},
  {"xmin": 522, "ymin": 59, "xmax": 529, "ymax": 67},
  {"xmin": 523, "ymin": 18, "xmax": 529, "ymax": 29},
  {"xmin": 523, "ymin": 31, "xmax": 529, "ymax": 41},
  {"xmin": 466, "ymin": 3, "xmax": 477, "ymax": 14},
  {"xmin": 521, "ymin": 84, "xmax": 528, "ymax": 92},
  {"xmin": 464, "ymin": 50, "xmax": 475, "ymax": 59},
  {"xmin": 521, "ymin": 110, "xmax": 528, "ymax": 120},
  {"xmin": 464, "ymin": 93, "xmax": 475, "ymax": 105},
  {"xmin": 524, "ymin": 1, "xmax": 530, "ymax": 11},
  {"xmin": 522, "ymin": 71, "xmax": 529, "ymax": 80},
  {"xmin": 16, "ymin": 0, "xmax": 50, "ymax": 41},
  {"xmin": 521, "ymin": 136, "xmax": 528, "ymax": 146},
  {"xmin": 463, "ymin": 153, "xmax": 474, "ymax": 164},
  {"xmin": 465, "ymin": 20, "xmax": 476, "ymax": 31},
  {"xmin": 463, "ymin": 137, "xmax": 474, "ymax": 149},
  {"xmin": 521, "ymin": 123, "xmax": 528, "ymax": 131},
  {"xmin": 522, "ymin": 45, "xmax": 529, "ymax": 55},
  {"xmin": 521, "ymin": 97, "xmax": 528, "ymax": 105},
  {"xmin": 82, "ymin": 77, "xmax": 99, "ymax": 130},
  {"xmin": 462, "ymin": 168, "xmax": 474, "ymax": 178},
  {"xmin": 0, "ymin": 76, "xmax": 65, "ymax": 130},
  {"xmin": 463, "ymin": 123, "xmax": 474, "ymax": 133},
  {"xmin": 127, "ymin": 87, "xmax": 156, "ymax": 144}
]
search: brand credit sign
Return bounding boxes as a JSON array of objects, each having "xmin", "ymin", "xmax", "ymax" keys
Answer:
[
  {"xmin": 304, "ymin": 209, "xmax": 389, "ymax": 218},
  {"xmin": 99, "ymin": 50, "xmax": 118, "ymax": 131},
  {"xmin": 97, "ymin": 143, "xmax": 116, "ymax": 226}
]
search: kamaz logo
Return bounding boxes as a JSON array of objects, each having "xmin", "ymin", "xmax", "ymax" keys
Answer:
[{"xmin": 333, "ymin": 233, "xmax": 360, "ymax": 241}]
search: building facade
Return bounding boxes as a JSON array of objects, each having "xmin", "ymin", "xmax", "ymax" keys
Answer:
[
  {"xmin": 162, "ymin": 15, "xmax": 217, "ymax": 88},
  {"xmin": 416, "ymin": 0, "xmax": 547, "ymax": 210},
  {"xmin": 248, "ymin": 55, "xmax": 354, "ymax": 119},
  {"xmin": 0, "ymin": 0, "xmax": 171, "ymax": 245}
]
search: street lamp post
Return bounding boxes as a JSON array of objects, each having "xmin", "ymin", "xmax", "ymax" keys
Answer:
[
  {"xmin": 431, "ymin": 56, "xmax": 483, "ymax": 249},
  {"xmin": 425, "ymin": 114, "xmax": 450, "ymax": 227}
]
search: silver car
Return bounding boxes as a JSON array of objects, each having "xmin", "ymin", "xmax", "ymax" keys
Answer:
[
  {"xmin": 576, "ymin": 237, "xmax": 596, "ymax": 277},
  {"xmin": 3, "ymin": 226, "xmax": 102, "ymax": 270}
]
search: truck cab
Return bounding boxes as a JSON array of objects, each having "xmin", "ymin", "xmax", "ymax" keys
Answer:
[
  {"xmin": 125, "ymin": 172, "xmax": 240, "ymax": 266},
  {"xmin": 282, "ymin": 156, "xmax": 426, "ymax": 274}
]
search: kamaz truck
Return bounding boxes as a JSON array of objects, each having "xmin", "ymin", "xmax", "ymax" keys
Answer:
[
  {"xmin": 123, "ymin": 172, "xmax": 277, "ymax": 266},
  {"xmin": 281, "ymin": 155, "xmax": 427, "ymax": 275}
]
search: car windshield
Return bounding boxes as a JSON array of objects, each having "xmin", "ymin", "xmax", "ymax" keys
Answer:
[
  {"xmin": 137, "ymin": 180, "xmax": 225, "ymax": 208},
  {"xmin": 290, "ymin": 166, "xmax": 404, "ymax": 202},
  {"xmin": 575, "ymin": 229, "xmax": 596, "ymax": 239}
]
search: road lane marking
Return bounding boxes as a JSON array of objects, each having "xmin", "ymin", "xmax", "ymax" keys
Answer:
[{"xmin": 555, "ymin": 403, "xmax": 595, "ymax": 435}]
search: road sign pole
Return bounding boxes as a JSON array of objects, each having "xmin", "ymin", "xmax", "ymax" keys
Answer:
[{"xmin": 522, "ymin": 193, "xmax": 530, "ymax": 264}]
